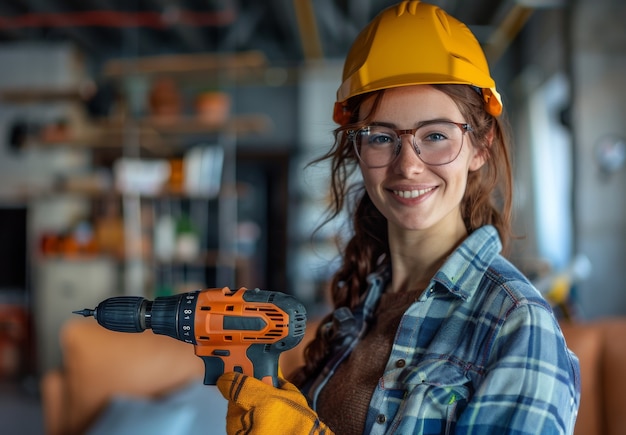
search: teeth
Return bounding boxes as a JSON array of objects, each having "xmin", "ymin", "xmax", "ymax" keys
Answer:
[{"xmin": 393, "ymin": 187, "xmax": 434, "ymax": 199}]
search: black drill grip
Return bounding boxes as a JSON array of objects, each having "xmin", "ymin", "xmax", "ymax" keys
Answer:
[
  {"xmin": 93, "ymin": 296, "xmax": 147, "ymax": 332},
  {"xmin": 200, "ymin": 347, "xmax": 282, "ymax": 387}
]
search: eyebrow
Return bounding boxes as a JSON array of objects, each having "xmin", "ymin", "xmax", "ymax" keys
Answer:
[{"xmin": 369, "ymin": 118, "xmax": 456, "ymax": 129}]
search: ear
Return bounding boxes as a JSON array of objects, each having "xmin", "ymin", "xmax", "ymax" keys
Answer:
[
  {"xmin": 469, "ymin": 147, "xmax": 488, "ymax": 171},
  {"xmin": 468, "ymin": 127, "xmax": 494, "ymax": 171}
]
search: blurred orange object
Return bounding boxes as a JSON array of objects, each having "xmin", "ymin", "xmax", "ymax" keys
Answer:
[
  {"xmin": 195, "ymin": 91, "xmax": 231, "ymax": 125},
  {"xmin": 0, "ymin": 304, "xmax": 28, "ymax": 379},
  {"xmin": 148, "ymin": 77, "xmax": 182, "ymax": 121},
  {"xmin": 167, "ymin": 158, "xmax": 184, "ymax": 194},
  {"xmin": 94, "ymin": 217, "xmax": 125, "ymax": 259},
  {"xmin": 41, "ymin": 233, "xmax": 61, "ymax": 256}
]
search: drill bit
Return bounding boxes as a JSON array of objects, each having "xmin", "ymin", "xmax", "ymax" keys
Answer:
[{"xmin": 73, "ymin": 309, "xmax": 95, "ymax": 317}]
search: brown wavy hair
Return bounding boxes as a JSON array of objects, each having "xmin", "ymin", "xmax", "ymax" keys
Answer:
[{"xmin": 290, "ymin": 84, "xmax": 514, "ymax": 387}]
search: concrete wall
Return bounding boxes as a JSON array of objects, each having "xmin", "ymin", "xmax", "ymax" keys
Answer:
[
  {"xmin": 571, "ymin": 0, "xmax": 626, "ymax": 319},
  {"xmin": 507, "ymin": 0, "xmax": 626, "ymax": 319}
]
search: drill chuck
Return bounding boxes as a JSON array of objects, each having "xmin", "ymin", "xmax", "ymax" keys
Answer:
[{"xmin": 75, "ymin": 296, "xmax": 148, "ymax": 333}]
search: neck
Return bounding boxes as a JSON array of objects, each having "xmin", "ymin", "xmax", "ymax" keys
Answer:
[{"xmin": 386, "ymin": 218, "xmax": 468, "ymax": 294}]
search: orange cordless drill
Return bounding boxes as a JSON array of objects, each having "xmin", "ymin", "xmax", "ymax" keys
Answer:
[{"xmin": 73, "ymin": 287, "xmax": 307, "ymax": 387}]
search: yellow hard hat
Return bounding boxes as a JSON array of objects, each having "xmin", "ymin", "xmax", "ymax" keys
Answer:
[{"xmin": 334, "ymin": 0, "xmax": 502, "ymax": 124}]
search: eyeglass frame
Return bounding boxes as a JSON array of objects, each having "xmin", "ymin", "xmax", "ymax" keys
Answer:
[{"xmin": 348, "ymin": 120, "xmax": 473, "ymax": 168}]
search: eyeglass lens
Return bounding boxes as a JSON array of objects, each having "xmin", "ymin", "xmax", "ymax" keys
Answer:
[{"xmin": 354, "ymin": 121, "xmax": 468, "ymax": 167}]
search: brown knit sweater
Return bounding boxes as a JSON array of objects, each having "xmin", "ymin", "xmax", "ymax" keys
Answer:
[{"xmin": 316, "ymin": 290, "xmax": 418, "ymax": 434}]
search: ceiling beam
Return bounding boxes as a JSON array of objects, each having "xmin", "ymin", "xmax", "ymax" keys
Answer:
[
  {"xmin": 293, "ymin": 0, "xmax": 323, "ymax": 61},
  {"xmin": 484, "ymin": 2, "xmax": 534, "ymax": 63}
]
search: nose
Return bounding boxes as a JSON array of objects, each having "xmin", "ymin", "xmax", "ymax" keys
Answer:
[{"xmin": 392, "ymin": 134, "xmax": 425, "ymax": 173}]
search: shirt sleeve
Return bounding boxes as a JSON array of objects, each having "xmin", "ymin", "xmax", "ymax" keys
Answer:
[{"xmin": 455, "ymin": 302, "xmax": 581, "ymax": 434}]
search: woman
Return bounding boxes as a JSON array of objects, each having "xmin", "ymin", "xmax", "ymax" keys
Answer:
[{"xmin": 217, "ymin": 1, "xmax": 581, "ymax": 434}]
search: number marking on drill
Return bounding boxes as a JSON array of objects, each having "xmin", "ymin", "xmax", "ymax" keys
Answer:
[{"xmin": 180, "ymin": 293, "xmax": 197, "ymax": 343}]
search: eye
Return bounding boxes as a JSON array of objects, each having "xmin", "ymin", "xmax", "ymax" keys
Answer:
[
  {"xmin": 365, "ymin": 127, "xmax": 396, "ymax": 146},
  {"xmin": 416, "ymin": 122, "xmax": 457, "ymax": 144},
  {"xmin": 370, "ymin": 133, "xmax": 395, "ymax": 145},
  {"xmin": 423, "ymin": 132, "xmax": 447, "ymax": 142}
]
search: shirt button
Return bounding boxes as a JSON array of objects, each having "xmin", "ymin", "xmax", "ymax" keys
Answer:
[
  {"xmin": 376, "ymin": 414, "xmax": 386, "ymax": 424},
  {"xmin": 395, "ymin": 359, "xmax": 406, "ymax": 368}
]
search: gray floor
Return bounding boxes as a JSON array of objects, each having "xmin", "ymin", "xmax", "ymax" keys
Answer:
[{"xmin": 0, "ymin": 378, "xmax": 44, "ymax": 435}]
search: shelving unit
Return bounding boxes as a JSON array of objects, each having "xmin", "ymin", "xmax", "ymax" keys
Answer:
[
  {"xmin": 25, "ymin": 110, "xmax": 271, "ymax": 295},
  {"xmin": 86, "ymin": 115, "xmax": 270, "ymax": 296},
  {"xmin": 32, "ymin": 114, "xmax": 272, "ymax": 151},
  {"xmin": 42, "ymin": 51, "xmax": 274, "ymax": 297}
]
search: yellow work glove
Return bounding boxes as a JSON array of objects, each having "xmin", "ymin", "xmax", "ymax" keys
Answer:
[{"xmin": 216, "ymin": 372, "xmax": 334, "ymax": 435}]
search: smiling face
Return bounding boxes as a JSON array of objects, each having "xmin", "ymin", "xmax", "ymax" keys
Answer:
[{"xmin": 357, "ymin": 85, "xmax": 487, "ymax": 237}]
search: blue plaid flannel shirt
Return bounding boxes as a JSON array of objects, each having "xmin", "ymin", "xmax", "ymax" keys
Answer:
[{"xmin": 306, "ymin": 225, "xmax": 580, "ymax": 434}]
